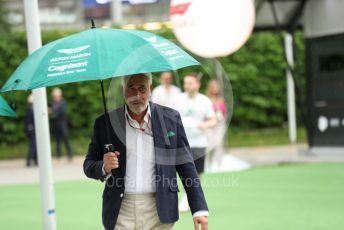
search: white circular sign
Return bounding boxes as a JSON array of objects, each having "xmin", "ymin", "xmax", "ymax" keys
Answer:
[
  {"xmin": 318, "ymin": 116, "xmax": 329, "ymax": 132},
  {"xmin": 170, "ymin": 0, "xmax": 255, "ymax": 58}
]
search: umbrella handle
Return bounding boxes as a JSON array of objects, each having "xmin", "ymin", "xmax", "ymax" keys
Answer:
[
  {"xmin": 105, "ymin": 144, "xmax": 114, "ymax": 152},
  {"xmin": 91, "ymin": 19, "xmax": 96, "ymax": 29},
  {"xmin": 104, "ymin": 144, "xmax": 121, "ymax": 174}
]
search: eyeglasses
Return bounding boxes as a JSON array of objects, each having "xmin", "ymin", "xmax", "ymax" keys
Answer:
[
  {"xmin": 125, "ymin": 114, "xmax": 153, "ymax": 137},
  {"xmin": 126, "ymin": 85, "xmax": 148, "ymax": 95}
]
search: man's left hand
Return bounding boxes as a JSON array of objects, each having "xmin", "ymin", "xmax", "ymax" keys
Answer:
[{"xmin": 193, "ymin": 216, "xmax": 208, "ymax": 230}]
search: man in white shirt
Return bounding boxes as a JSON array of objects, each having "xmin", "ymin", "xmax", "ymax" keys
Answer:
[
  {"xmin": 84, "ymin": 73, "xmax": 209, "ymax": 230},
  {"xmin": 176, "ymin": 73, "xmax": 217, "ymax": 212},
  {"xmin": 151, "ymin": 71, "xmax": 181, "ymax": 109}
]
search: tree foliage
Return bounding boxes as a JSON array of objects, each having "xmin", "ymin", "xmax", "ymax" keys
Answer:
[{"xmin": 0, "ymin": 27, "xmax": 306, "ymax": 144}]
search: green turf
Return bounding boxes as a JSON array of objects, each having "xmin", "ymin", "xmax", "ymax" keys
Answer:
[
  {"xmin": 0, "ymin": 163, "xmax": 343, "ymax": 230},
  {"xmin": 227, "ymin": 127, "xmax": 307, "ymax": 147}
]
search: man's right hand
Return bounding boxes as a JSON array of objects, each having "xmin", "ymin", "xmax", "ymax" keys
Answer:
[{"xmin": 103, "ymin": 151, "xmax": 120, "ymax": 173}]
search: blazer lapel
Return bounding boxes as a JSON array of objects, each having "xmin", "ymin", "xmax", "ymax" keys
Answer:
[
  {"xmin": 151, "ymin": 102, "xmax": 177, "ymax": 170},
  {"xmin": 109, "ymin": 105, "xmax": 127, "ymax": 177},
  {"xmin": 150, "ymin": 102, "xmax": 171, "ymax": 147}
]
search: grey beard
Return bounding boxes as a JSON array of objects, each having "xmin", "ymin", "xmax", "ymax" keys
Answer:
[{"xmin": 127, "ymin": 102, "xmax": 148, "ymax": 115}]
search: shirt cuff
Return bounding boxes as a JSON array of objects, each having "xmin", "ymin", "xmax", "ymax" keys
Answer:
[
  {"xmin": 193, "ymin": 210, "xmax": 209, "ymax": 218},
  {"xmin": 102, "ymin": 164, "xmax": 112, "ymax": 181}
]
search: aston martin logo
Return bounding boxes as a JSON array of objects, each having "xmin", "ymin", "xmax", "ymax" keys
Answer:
[{"xmin": 57, "ymin": 45, "xmax": 91, "ymax": 55}]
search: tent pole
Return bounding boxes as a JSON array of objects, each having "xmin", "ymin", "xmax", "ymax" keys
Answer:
[{"xmin": 24, "ymin": 0, "xmax": 56, "ymax": 229}]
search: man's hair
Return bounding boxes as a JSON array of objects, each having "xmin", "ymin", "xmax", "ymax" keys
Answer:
[
  {"xmin": 27, "ymin": 94, "xmax": 34, "ymax": 103},
  {"xmin": 185, "ymin": 72, "xmax": 202, "ymax": 82},
  {"xmin": 52, "ymin": 87, "xmax": 62, "ymax": 96},
  {"xmin": 121, "ymin": 73, "xmax": 152, "ymax": 87},
  {"xmin": 161, "ymin": 71, "xmax": 174, "ymax": 77}
]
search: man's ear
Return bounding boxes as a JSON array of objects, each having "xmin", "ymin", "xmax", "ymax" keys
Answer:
[
  {"xmin": 149, "ymin": 85, "xmax": 153, "ymax": 98},
  {"xmin": 149, "ymin": 85, "xmax": 153, "ymax": 97}
]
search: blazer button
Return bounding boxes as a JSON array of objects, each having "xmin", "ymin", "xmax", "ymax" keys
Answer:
[{"xmin": 120, "ymin": 193, "xmax": 123, "ymax": 198}]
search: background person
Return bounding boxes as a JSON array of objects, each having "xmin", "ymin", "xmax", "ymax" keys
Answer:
[
  {"xmin": 176, "ymin": 72, "xmax": 217, "ymax": 212},
  {"xmin": 24, "ymin": 94, "xmax": 37, "ymax": 167},
  {"xmin": 50, "ymin": 87, "xmax": 72, "ymax": 160},
  {"xmin": 151, "ymin": 71, "xmax": 181, "ymax": 109},
  {"xmin": 205, "ymin": 79, "xmax": 227, "ymax": 172}
]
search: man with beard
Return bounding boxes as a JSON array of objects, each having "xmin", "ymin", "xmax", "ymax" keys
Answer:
[
  {"xmin": 176, "ymin": 73, "xmax": 217, "ymax": 212},
  {"xmin": 84, "ymin": 73, "xmax": 209, "ymax": 230}
]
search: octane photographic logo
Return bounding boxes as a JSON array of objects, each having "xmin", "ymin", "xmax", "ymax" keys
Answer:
[{"xmin": 47, "ymin": 45, "xmax": 92, "ymax": 77}]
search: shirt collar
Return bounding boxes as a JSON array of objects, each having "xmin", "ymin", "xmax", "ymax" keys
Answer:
[{"xmin": 125, "ymin": 104, "xmax": 151, "ymax": 124}]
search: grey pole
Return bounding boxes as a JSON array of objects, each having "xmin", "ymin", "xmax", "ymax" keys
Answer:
[
  {"xmin": 23, "ymin": 0, "xmax": 57, "ymax": 229},
  {"xmin": 111, "ymin": 0, "xmax": 123, "ymax": 26},
  {"xmin": 284, "ymin": 33, "xmax": 297, "ymax": 144}
]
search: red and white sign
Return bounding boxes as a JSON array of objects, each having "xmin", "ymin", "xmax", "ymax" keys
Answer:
[{"xmin": 170, "ymin": 2, "xmax": 191, "ymax": 16}]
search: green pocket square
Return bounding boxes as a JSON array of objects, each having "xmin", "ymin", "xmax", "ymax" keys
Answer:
[{"xmin": 166, "ymin": 131, "xmax": 175, "ymax": 137}]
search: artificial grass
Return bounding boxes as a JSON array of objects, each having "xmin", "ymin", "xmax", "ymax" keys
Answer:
[
  {"xmin": 227, "ymin": 127, "xmax": 307, "ymax": 147},
  {"xmin": 0, "ymin": 163, "xmax": 343, "ymax": 230}
]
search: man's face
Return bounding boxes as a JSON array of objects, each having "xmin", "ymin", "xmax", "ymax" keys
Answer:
[
  {"xmin": 124, "ymin": 75, "xmax": 151, "ymax": 115},
  {"xmin": 208, "ymin": 80, "xmax": 220, "ymax": 95},
  {"xmin": 160, "ymin": 72, "xmax": 173, "ymax": 85},
  {"xmin": 183, "ymin": 76, "xmax": 200, "ymax": 95},
  {"xmin": 52, "ymin": 94, "xmax": 62, "ymax": 102}
]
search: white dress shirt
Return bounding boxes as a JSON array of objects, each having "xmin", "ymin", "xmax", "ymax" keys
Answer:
[
  {"xmin": 103, "ymin": 105, "xmax": 208, "ymax": 218},
  {"xmin": 124, "ymin": 105, "xmax": 156, "ymax": 194}
]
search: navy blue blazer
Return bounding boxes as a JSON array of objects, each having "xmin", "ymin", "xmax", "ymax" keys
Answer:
[{"xmin": 83, "ymin": 102, "xmax": 208, "ymax": 230}]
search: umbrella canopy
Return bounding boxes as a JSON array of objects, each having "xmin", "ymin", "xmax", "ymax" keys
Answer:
[
  {"xmin": 0, "ymin": 28, "xmax": 199, "ymax": 92},
  {"xmin": 0, "ymin": 25, "xmax": 199, "ymax": 148},
  {"xmin": 0, "ymin": 95, "xmax": 16, "ymax": 117}
]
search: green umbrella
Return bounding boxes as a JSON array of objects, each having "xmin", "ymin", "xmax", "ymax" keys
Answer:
[
  {"xmin": 0, "ymin": 22, "xmax": 199, "ymax": 145},
  {"xmin": 0, "ymin": 27, "xmax": 198, "ymax": 92},
  {"xmin": 0, "ymin": 95, "xmax": 16, "ymax": 117}
]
